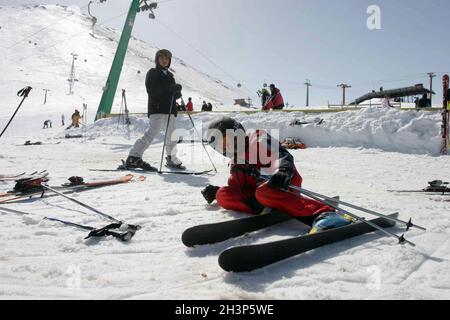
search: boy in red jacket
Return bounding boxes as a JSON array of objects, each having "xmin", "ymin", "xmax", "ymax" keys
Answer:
[{"xmin": 201, "ymin": 117, "xmax": 339, "ymax": 227}]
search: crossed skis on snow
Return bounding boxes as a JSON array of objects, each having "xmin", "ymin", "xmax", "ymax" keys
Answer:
[{"xmin": 182, "ymin": 175, "xmax": 427, "ymax": 272}]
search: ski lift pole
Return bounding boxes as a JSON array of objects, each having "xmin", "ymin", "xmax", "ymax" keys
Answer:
[
  {"xmin": 95, "ymin": 1, "xmax": 158, "ymax": 120},
  {"xmin": 0, "ymin": 87, "xmax": 32, "ymax": 138},
  {"xmin": 259, "ymin": 175, "xmax": 416, "ymax": 246}
]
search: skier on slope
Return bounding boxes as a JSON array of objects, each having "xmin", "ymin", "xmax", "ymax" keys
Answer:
[
  {"xmin": 201, "ymin": 117, "xmax": 353, "ymax": 232},
  {"xmin": 125, "ymin": 49, "xmax": 185, "ymax": 171}
]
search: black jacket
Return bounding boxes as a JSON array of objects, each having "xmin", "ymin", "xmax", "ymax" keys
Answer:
[
  {"xmin": 146, "ymin": 68, "xmax": 181, "ymax": 116},
  {"xmin": 418, "ymin": 97, "xmax": 431, "ymax": 108}
]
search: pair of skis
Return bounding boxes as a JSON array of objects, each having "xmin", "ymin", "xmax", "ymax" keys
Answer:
[
  {"xmin": 184, "ymin": 179, "xmax": 425, "ymax": 272},
  {"xmin": 182, "ymin": 208, "xmax": 399, "ymax": 272},
  {"xmin": 0, "ymin": 170, "xmax": 47, "ymax": 182},
  {"xmin": 90, "ymin": 160, "xmax": 215, "ymax": 176},
  {"xmin": 0, "ymin": 174, "xmax": 141, "ymax": 204},
  {"xmin": 389, "ymin": 180, "xmax": 450, "ymax": 195}
]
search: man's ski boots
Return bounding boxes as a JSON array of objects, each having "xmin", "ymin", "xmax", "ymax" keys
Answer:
[
  {"xmin": 123, "ymin": 156, "xmax": 158, "ymax": 172},
  {"xmin": 309, "ymin": 211, "xmax": 356, "ymax": 234},
  {"xmin": 166, "ymin": 155, "xmax": 186, "ymax": 170}
]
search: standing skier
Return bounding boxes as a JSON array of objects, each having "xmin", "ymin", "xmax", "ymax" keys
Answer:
[
  {"xmin": 202, "ymin": 117, "xmax": 351, "ymax": 231},
  {"xmin": 125, "ymin": 49, "xmax": 184, "ymax": 171}
]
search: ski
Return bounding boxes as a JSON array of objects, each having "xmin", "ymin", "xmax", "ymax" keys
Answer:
[
  {"xmin": 218, "ymin": 213, "xmax": 398, "ymax": 272},
  {"xmin": 442, "ymin": 75, "xmax": 449, "ymax": 155},
  {"xmin": 0, "ymin": 170, "xmax": 46, "ymax": 182},
  {"xmin": 0, "ymin": 174, "xmax": 136, "ymax": 204},
  {"xmin": 289, "ymin": 118, "xmax": 324, "ymax": 126},
  {"xmin": 89, "ymin": 167, "xmax": 214, "ymax": 176},
  {"xmin": 183, "ymin": 197, "xmax": 340, "ymax": 247},
  {"xmin": 0, "ymin": 172, "xmax": 27, "ymax": 180},
  {"xmin": 389, "ymin": 180, "xmax": 450, "ymax": 194},
  {"xmin": 182, "ymin": 210, "xmax": 294, "ymax": 247}
]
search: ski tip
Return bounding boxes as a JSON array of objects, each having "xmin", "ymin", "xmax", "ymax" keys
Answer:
[
  {"xmin": 181, "ymin": 228, "xmax": 197, "ymax": 247},
  {"xmin": 218, "ymin": 249, "xmax": 252, "ymax": 273}
]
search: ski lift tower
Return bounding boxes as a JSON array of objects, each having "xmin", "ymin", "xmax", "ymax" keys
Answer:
[
  {"xmin": 95, "ymin": 0, "xmax": 158, "ymax": 120},
  {"xmin": 68, "ymin": 53, "xmax": 78, "ymax": 95}
]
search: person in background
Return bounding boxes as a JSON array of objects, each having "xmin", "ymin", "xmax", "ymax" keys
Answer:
[
  {"xmin": 417, "ymin": 93, "xmax": 432, "ymax": 108},
  {"xmin": 186, "ymin": 97, "xmax": 194, "ymax": 112},
  {"xmin": 382, "ymin": 95, "xmax": 394, "ymax": 108},
  {"xmin": 66, "ymin": 110, "xmax": 81, "ymax": 129},
  {"xmin": 258, "ymin": 84, "xmax": 271, "ymax": 109},
  {"xmin": 263, "ymin": 84, "xmax": 285, "ymax": 110},
  {"xmin": 61, "ymin": 114, "xmax": 65, "ymax": 126},
  {"xmin": 207, "ymin": 102, "xmax": 213, "ymax": 111},
  {"xmin": 202, "ymin": 101, "xmax": 208, "ymax": 112}
]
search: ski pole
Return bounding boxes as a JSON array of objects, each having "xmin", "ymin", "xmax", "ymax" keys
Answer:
[
  {"xmin": 300, "ymin": 188, "xmax": 414, "ymax": 246},
  {"xmin": 300, "ymin": 186, "xmax": 426, "ymax": 231},
  {"xmin": 40, "ymin": 183, "xmax": 140, "ymax": 231},
  {"xmin": 159, "ymin": 94, "xmax": 176, "ymax": 173},
  {"xmin": 0, "ymin": 87, "xmax": 32, "ymax": 138},
  {"xmin": 259, "ymin": 176, "xmax": 415, "ymax": 246},
  {"xmin": 260, "ymin": 174, "xmax": 426, "ymax": 231},
  {"xmin": 181, "ymin": 97, "xmax": 217, "ymax": 173}
]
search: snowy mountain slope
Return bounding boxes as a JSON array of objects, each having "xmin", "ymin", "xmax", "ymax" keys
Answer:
[
  {"xmin": 0, "ymin": 115, "xmax": 449, "ymax": 299},
  {"xmin": 0, "ymin": 4, "xmax": 245, "ymax": 125}
]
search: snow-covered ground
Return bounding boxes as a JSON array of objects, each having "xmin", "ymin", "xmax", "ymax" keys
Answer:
[
  {"xmin": 0, "ymin": 110, "xmax": 449, "ymax": 300},
  {"xmin": 0, "ymin": 3, "xmax": 449, "ymax": 301}
]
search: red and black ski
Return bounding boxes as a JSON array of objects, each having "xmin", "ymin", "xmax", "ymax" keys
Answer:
[{"xmin": 441, "ymin": 74, "xmax": 449, "ymax": 155}]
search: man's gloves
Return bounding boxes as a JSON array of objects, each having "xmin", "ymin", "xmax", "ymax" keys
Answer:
[
  {"xmin": 170, "ymin": 83, "xmax": 182, "ymax": 93},
  {"xmin": 201, "ymin": 185, "xmax": 220, "ymax": 204},
  {"xmin": 268, "ymin": 168, "xmax": 293, "ymax": 190}
]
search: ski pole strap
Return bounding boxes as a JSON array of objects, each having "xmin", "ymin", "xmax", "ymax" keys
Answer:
[
  {"xmin": 85, "ymin": 223, "xmax": 137, "ymax": 241},
  {"xmin": 17, "ymin": 86, "xmax": 32, "ymax": 98}
]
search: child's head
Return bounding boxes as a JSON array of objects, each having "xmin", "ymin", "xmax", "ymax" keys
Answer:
[{"xmin": 155, "ymin": 49, "xmax": 172, "ymax": 69}]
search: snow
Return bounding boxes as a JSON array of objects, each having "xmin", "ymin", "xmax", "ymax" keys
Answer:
[{"xmin": 0, "ymin": 4, "xmax": 449, "ymax": 300}]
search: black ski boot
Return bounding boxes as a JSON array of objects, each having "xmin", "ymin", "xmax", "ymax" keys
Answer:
[
  {"xmin": 166, "ymin": 155, "xmax": 186, "ymax": 170},
  {"xmin": 124, "ymin": 156, "xmax": 157, "ymax": 172}
]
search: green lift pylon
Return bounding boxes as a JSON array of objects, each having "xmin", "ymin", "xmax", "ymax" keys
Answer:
[{"xmin": 95, "ymin": 0, "xmax": 158, "ymax": 120}]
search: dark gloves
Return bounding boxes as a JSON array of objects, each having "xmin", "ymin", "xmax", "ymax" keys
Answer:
[
  {"xmin": 201, "ymin": 184, "xmax": 220, "ymax": 204},
  {"xmin": 268, "ymin": 168, "xmax": 292, "ymax": 190},
  {"xmin": 170, "ymin": 83, "xmax": 182, "ymax": 93}
]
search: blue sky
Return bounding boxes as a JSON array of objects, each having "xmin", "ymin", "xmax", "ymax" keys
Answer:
[{"xmin": 2, "ymin": 0, "xmax": 450, "ymax": 106}]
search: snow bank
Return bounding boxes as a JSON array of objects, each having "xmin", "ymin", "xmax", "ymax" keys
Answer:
[{"xmin": 83, "ymin": 108, "xmax": 442, "ymax": 156}]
